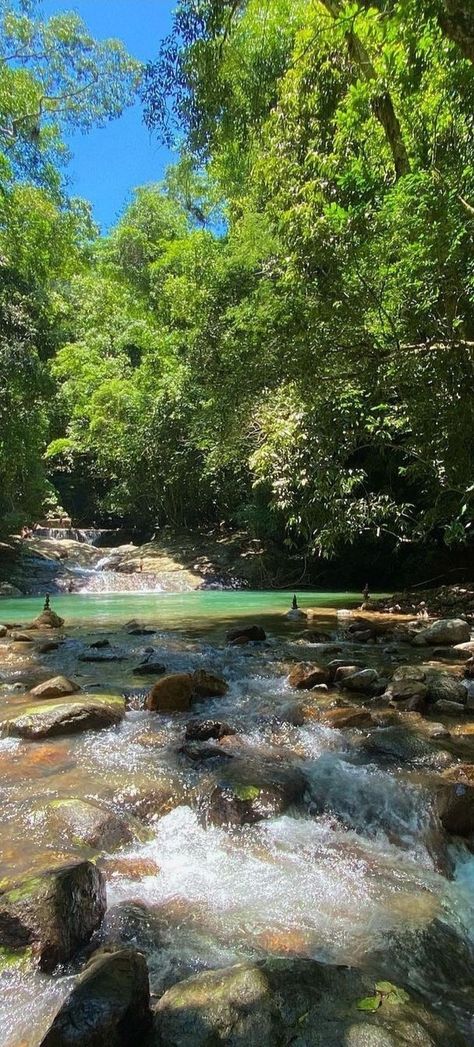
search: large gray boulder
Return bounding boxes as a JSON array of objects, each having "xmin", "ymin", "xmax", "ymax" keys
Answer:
[
  {"xmin": 39, "ymin": 947, "xmax": 151, "ymax": 1046},
  {"xmin": 151, "ymin": 959, "xmax": 466, "ymax": 1046},
  {"xmin": 411, "ymin": 619, "xmax": 470, "ymax": 647},
  {"xmin": 0, "ymin": 860, "xmax": 106, "ymax": 971}
]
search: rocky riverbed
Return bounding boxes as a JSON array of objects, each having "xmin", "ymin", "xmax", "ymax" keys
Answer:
[{"xmin": 0, "ymin": 594, "xmax": 473, "ymax": 1045}]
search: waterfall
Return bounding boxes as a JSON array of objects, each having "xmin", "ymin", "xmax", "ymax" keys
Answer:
[{"xmin": 33, "ymin": 527, "xmax": 107, "ymax": 544}]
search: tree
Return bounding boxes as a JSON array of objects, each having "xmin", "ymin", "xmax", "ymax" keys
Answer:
[{"xmin": 0, "ymin": 0, "xmax": 141, "ymax": 187}]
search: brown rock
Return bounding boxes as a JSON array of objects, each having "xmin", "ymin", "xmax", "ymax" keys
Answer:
[
  {"xmin": 34, "ymin": 609, "xmax": 64, "ymax": 629},
  {"xmin": 320, "ymin": 706, "xmax": 373, "ymax": 729},
  {"xmin": 29, "ymin": 676, "xmax": 80, "ymax": 701},
  {"xmin": 192, "ymin": 669, "xmax": 228, "ymax": 699},
  {"xmin": 145, "ymin": 673, "xmax": 194, "ymax": 712},
  {"xmin": 287, "ymin": 663, "xmax": 328, "ymax": 689},
  {"xmin": 434, "ymin": 778, "xmax": 474, "ymax": 836}
]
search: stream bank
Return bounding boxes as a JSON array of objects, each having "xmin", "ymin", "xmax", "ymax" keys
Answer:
[{"xmin": 0, "ymin": 591, "xmax": 473, "ymax": 1044}]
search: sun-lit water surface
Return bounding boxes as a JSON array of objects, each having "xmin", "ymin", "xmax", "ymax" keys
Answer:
[{"xmin": 0, "ymin": 589, "xmax": 473, "ymax": 1045}]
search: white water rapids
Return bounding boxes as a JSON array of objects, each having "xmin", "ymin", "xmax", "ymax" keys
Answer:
[{"xmin": 0, "ymin": 597, "xmax": 473, "ymax": 1044}]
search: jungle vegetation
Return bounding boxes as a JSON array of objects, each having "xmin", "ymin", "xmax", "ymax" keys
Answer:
[{"xmin": 1, "ymin": 0, "xmax": 473, "ymax": 576}]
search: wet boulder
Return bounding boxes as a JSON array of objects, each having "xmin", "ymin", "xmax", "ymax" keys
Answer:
[
  {"xmin": 0, "ymin": 624, "xmax": 7, "ymax": 637},
  {"xmin": 145, "ymin": 673, "xmax": 194, "ymax": 713},
  {"xmin": 2, "ymin": 694, "xmax": 125, "ymax": 740},
  {"xmin": 192, "ymin": 669, "xmax": 228, "ymax": 699},
  {"xmin": 37, "ymin": 640, "xmax": 61, "ymax": 654},
  {"xmin": 0, "ymin": 860, "xmax": 106, "ymax": 972},
  {"xmin": 432, "ymin": 699, "xmax": 465, "ymax": 716},
  {"xmin": 362, "ymin": 727, "xmax": 453, "ymax": 770},
  {"xmin": 179, "ymin": 742, "xmax": 234, "ymax": 763},
  {"xmin": 153, "ymin": 963, "xmax": 274, "ymax": 1047},
  {"xmin": 39, "ymin": 946, "xmax": 151, "ymax": 1047},
  {"xmin": 10, "ymin": 630, "xmax": 35, "ymax": 642},
  {"xmin": 338, "ymin": 668, "xmax": 379, "ymax": 693},
  {"xmin": 29, "ymin": 675, "xmax": 81, "ymax": 701},
  {"xmin": 151, "ymin": 958, "xmax": 464, "ymax": 1047},
  {"xmin": 411, "ymin": 618, "xmax": 470, "ymax": 647},
  {"xmin": 382, "ymin": 676, "xmax": 429, "ymax": 704},
  {"xmin": 433, "ymin": 775, "xmax": 474, "ymax": 836},
  {"xmin": 320, "ymin": 706, "xmax": 373, "ymax": 729},
  {"xmin": 185, "ymin": 719, "xmax": 236, "ymax": 742},
  {"xmin": 226, "ymin": 625, "xmax": 266, "ymax": 644},
  {"xmin": 424, "ymin": 669, "xmax": 466, "ymax": 704},
  {"xmin": 201, "ymin": 763, "xmax": 304, "ymax": 828},
  {"xmin": 287, "ymin": 662, "xmax": 329, "ymax": 689},
  {"xmin": 43, "ymin": 798, "xmax": 134, "ymax": 851}
]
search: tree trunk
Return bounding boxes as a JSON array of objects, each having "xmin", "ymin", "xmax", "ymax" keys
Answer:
[
  {"xmin": 319, "ymin": 0, "xmax": 410, "ymax": 179},
  {"xmin": 438, "ymin": 0, "xmax": 474, "ymax": 64}
]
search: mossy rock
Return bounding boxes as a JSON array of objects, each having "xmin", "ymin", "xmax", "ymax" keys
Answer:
[
  {"xmin": 0, "ymin": 860, "xmax": 106, "ymax": 972},
  {"xmin": 42, "ymin": 798, "xmax": 135, "ymax": 852},
  {"xmin": 1, "ymin": 694, "xmax": 125, "ymax": 740}
]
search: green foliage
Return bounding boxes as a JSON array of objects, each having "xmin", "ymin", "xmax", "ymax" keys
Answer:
[
  {"xmin": 0, "ymin": 1, "xmax": 139, "ymax": 533},
  {"xmin": 2, "ymin": 0, "xmax": 473, "ymax": 567}
]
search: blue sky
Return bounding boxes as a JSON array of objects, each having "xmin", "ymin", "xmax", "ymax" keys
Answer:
[{"xmin": 41, "ymin": 0, "xmax": 177, "ymax": 229}]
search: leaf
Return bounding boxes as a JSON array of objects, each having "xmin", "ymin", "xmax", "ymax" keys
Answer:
[
  {"xmin": 375, "ymin": 981, "xmax": 398, "ymax": 995},
  {"xmin": 356, "ymin": 996, "xmax": 381, "ymax": 1012},
  {"xmin": 386, "ymin": 987, "xmax": 410, "ymax": 1005}
]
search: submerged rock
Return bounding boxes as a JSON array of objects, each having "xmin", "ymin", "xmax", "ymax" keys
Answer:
[
  {"xmin": 362, "ymin": 727, "xmax": 452, "ymax": 770},
  {"xmin": 39, "ymin": 947, "xmax": 151, "ymax": 1047},
  {"xmin": 43, "ymin": 798, "xmax": 134, "ymax": 851},
  {"xmin": 226, "ymin": 624, "xmax": 266, "ymax": 644},
  {"xmin": 154, "ymin": 963, "xmax": 273, "ymax": 1046},
  {"xmin": 29, "ymin": 675, "xmax": 80, "ymax": 701},
  {"xmin": 133, "ymin": 659, "xmax": 167, "ymax": 676},
  {"xmin": 185, "ymin": 719, "xmax": 236, "ymax": 742},
  {"xmin": 0, "ymin": 860, "xmax": 105, "ymax": 972},
  {"xmin": 2, "ymin": 694, "xmax": 125, "ymax": 739},
  {"xmin": 146, "ymin": 673, "xmax": 194, "ymax": 713}
]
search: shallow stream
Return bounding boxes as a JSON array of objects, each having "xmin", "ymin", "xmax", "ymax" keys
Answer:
[{"xmin": 0, "ymin": 591, "xmax": 473, "ymax": 1045}]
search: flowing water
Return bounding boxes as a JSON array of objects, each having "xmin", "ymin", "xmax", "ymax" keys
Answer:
[{"xmin": 0, "ymin": 591, "xmax": 473, "ymax": 1045}]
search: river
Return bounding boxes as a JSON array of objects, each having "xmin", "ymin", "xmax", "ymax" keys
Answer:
[{"xmin": 0, "ymin": 590, "xmax": 473, "ymax": 1045}]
